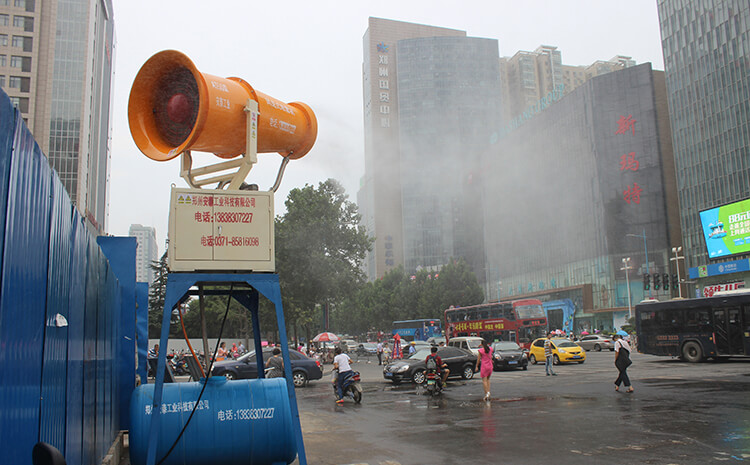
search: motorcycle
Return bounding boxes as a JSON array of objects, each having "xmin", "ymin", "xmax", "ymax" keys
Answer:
[
  {"xmin": 424, "ymin": 356, "xmax": 442, "ymax": 396},
  {"xmin": 332, "ymin": 369, "xmax": 362, "ymax": 403},
  {"xmin": 424, "ymin": 367, "xmax": 443, "ymax": 396}
]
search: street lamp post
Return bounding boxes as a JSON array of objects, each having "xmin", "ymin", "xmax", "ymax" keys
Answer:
[
  {"xmin": 621, "ymin": 257, "xmax": 633, "ymax": 320},
  {"xmin": 670, "ymin": 246, "xmax": 685, "ymax": 298},
  {"xmin": 627, "ymin": 229, "xmax": 650, "ymax": 298}
]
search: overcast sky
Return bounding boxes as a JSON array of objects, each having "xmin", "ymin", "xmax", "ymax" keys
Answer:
[{"xmin": 109, "ymin": 0, "xmax": 665, "ymax": 253}]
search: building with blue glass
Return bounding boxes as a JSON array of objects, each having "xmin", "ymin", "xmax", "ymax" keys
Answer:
[{"xmin": 657, "ymin": 0, "xmax": 750, "ymax": 294}]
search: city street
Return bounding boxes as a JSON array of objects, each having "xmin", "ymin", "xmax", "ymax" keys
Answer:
[{"xmin": 294, "ymin": 351, "xmax": 750, "ymax": 465}]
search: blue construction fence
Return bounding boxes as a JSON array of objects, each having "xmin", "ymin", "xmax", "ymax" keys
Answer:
[{"xmin": 0, "ymin": 88, "xmax": 145, "ymax": 464}]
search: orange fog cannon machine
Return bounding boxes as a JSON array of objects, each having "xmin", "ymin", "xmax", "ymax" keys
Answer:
[{"xmin": 128, "ymin": 49, "xmax": 318, "ymax": 190}]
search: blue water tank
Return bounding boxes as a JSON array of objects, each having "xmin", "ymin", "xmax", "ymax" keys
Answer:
[{"xmin": 129, "ymin": 377, "xmax": 297, "ymax": 465}]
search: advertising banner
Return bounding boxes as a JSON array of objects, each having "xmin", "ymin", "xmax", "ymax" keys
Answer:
[
  {"xmin": 699, "ymin": 198, "xmax": 750, "ymax": 258},
  {"xmin": 702, "ymin": 282, "xmax": 745, "ymax": 298}
]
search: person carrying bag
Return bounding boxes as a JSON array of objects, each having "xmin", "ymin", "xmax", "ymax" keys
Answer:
[{"xmin": 613, "ymin": 334, "xmax": 634, "ymax": 393}]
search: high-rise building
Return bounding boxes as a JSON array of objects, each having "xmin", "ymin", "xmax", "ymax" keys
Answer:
[
  {"xmin": 499, "ymin": 45, "xmax": 636, "ymax": 129},
  {"xmin": 484, "ymin": 63, "xmax": 681, "ymax": 332},
  {"xmin": 397, "ymin": 36, "xmax": 501, "ymax": 276},
  {"xmin": 129, "ymin": 224, "xmax": 158, "ymax": 285},
  {"xmin": 0, "ymin": 0, "xmax": 115, "ymax": 234},
  {"xmin": 657, "ymin": 0, "xmax": 750, "ymax": 293},
  {"xmin": 361, "ymin": 17, "xmax": 466, "ymax": 280}
]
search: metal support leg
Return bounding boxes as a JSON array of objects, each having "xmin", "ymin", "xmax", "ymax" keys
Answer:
[{"xmin": 144, "ymin": 272, "xmax": 307, "ymax": 465}]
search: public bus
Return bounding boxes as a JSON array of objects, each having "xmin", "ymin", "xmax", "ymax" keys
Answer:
[
  {"xmin": 392, "ymin": 319, "xmax": 442, "ymax": 342},
  {"xmin": 444, "ymin": 299, "xmax": 547, "ymax": 349},
  {"xmin": 635, "ymin": 291, "xmax": 750, "ymax": 362}
]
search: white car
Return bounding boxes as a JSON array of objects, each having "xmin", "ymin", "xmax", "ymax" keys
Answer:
[
  {"xmin": 341, "ymin": 339, "xmax": 358, "ymax": 353},
  {"xmin": 446, "ymin": 336, "xmax": 485, "ymax": 356}
]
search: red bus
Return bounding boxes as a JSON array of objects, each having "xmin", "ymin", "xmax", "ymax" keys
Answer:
[{"xmin": 444, "ymin": 299, "xmax": 547, "ymax": 349}]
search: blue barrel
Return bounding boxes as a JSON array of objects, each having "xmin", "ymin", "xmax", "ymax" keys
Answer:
[{"xmin": 129, "ymin": 377, "xmax": 297, "ymax": 465}]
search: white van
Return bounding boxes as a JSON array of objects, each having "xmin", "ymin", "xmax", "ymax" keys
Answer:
[{"xmin": 447, "ymin": 336, "xmax": 485, "ymax": 356}]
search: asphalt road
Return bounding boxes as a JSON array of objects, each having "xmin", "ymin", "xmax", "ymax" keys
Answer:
[{"xmin": 292, "ymin": 350, "xmax": 750, "ymax": 465}]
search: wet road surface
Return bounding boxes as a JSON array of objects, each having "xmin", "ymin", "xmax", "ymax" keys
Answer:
[{"xmin": 293, "ymin": 351, "xmax": 750, "ymax": 465}]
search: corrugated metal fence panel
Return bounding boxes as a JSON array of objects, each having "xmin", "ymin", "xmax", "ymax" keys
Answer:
[
  {"xmin": 82, "ymin": 236, "xmax": 100, "ymax": 465},
  {"xmin": 0, "ymin": 89, "xmax": 15, "ymax": 282},
  {"xmin": 96, "ymin": 257, "xmax": 114, "ymax": 459},
  {"xmin": 135, "ymin": 282, "xmax": 149, "ymax": 387},
  {"xmin": 0, "ymin": 114, "xmax": 52, "ymax": 463},
  {"xmin": 65, "ymin": 214, "xmax": 88, "ymax": 465},
  {"xmin": 97, "ymin": 236, "xmax": 137, "ymax": 431},
  {"xmin": 39, "ymin": 171, "xmax": 75, "ymax": 452}
]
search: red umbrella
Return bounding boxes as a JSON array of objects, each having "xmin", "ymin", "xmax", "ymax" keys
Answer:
[
  {"xmin": 312, "ymin": 332, "xmax": 339, "ymax": 342},
  {"xmin": 580, "ymin": 331, "xmax": 590, "ymax": 335}
]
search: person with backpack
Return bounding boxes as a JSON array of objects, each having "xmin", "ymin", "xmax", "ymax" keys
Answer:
[
  {"xmin": 425, "ymin": 346, "xmax": 449, "ymax": 387},
  {"xmin": 613, "ymin": 334, "xmax": 634, "ymax": 392}
]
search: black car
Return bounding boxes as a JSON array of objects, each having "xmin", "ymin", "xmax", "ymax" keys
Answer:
[
  {"xmin": 491, "ymin": 341, "xmax": 529, "ymax": 371},
  {"xmin": 211, "ymin": 349, "xmax": 323, "ymax": 387},
  {"xmin": 383, "ymin": 346, "xmax": 476, "ymax": 384}
]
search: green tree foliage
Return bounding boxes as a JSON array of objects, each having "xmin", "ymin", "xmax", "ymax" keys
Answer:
[
  {"xmin": 148, "ymin": 251, "xmax": 173, "ymax": 338},
  {"xmin": 275, "ymin": 179, "xmax": 373, "ymax": 340},
  {"xmin": 332, "ymin": 258, "xmax": 484, "ymax": 335}
]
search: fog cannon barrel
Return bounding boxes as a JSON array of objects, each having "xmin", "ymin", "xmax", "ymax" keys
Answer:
[
  {"xmin": 129, "ymin": 377, "xmax": 297, "ymax": 465},
  {"xmin": 128, "ymin": 50, "xmax": 317, "ymax": 161}
]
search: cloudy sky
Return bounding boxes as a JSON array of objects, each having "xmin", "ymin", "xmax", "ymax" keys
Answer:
[{"xmin": 109, "ymin": 0, "xmax": 665, "ymax": 252}]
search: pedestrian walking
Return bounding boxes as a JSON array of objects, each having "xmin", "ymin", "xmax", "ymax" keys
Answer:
[
  {"xmin": 544, "ymin": 333, "xmax": 557, "ymax": 376},
  {"xmin": 376, "ymin": 341, "xmax": 384, "ymax": 365},
  {"xmin": 265, "ymin": 347, "xmax": 284, "ymax": 378},
  {"xmin": 476, "ymin": 339, "xmax": 493, "ymax": 401},
  {"xmin": 382, "ymin": 342, "xmax": 391, "ymax": 364},
  {"xmin": 613, "ymin": 334, "xmax": 634, "ymax": 392}
]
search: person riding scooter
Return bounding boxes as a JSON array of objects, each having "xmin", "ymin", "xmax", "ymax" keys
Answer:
[
  {"xmin": 425, "ymin": 346, "xmax": 449, "ymax": 387},
  {"xmin": 333, "ymin": 347, "xmax": 353, "ymax": 404}
]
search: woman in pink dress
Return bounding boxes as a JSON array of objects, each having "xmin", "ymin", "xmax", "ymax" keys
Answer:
[{"xmin": 476, "ymin": 339, "xmax": 493, "ymax": 401}]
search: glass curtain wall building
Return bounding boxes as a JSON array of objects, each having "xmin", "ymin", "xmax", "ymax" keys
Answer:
[
  {"xmin": 483, "ymin": 64, "xmax": 681, "ymax": 332},
  {"xmin": 0, "ymin": 0, "xmax": 115, "ymax": 234},
  {"xmin": 657, "ymin": 1, "xmax": 750, "ymax": 287},
  {"xmin": 397, "ymin": 36, "xmax": 501, "ymax": 276}
]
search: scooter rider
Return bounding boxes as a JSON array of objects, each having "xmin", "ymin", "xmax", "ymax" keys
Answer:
[
  {"xmin": 425, "ymin": 346, "xmax": 449, "ymax": 386},
  {"xmin": 333, "ymin": 347, "xmax": 353, "ymax": 404}
]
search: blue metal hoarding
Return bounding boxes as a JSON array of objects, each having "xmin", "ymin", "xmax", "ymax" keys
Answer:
[
  {"xmin": 135, "ymin": 282, "xmax": 150, "ymax": 386},
  {"xmin": 65, "ymin": 214, "xmax": 88, "ymax": 465},
  {"xmin": 39, "ymin": 172, "xmax": 75, "ymax": 451},
  {"xmin": 98, "ymin": 236, "xmax": 138, "ymax": 431},
  {"xmin": 0, "ymin": 111, "xmax": 52, "ymax": 464},
  {"xmin": 0, "ymin": 87, "xmax": 131, "ymax": 464}
]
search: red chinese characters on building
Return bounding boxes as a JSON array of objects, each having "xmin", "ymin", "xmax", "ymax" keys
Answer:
[
  {"xmin": 623, "ymin": 183, "xmax": 642, "ymax": 204},
  {"xmin": 614, "ymin": 115, "xmax": 637, "ymax": 135},
  {"xmin": 619, "ymin": 152, "xmax": 639, "ymax": 171},
  {"xmin": 615, "ymin": 114, "xmax": 642, "ymax": 205}
]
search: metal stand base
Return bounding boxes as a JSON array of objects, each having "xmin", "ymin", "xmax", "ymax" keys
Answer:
[{"xmin": 145, "ymin": 272, "xmax": 307, "ymax": 465}]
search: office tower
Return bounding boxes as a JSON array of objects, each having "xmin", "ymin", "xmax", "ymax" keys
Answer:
[
  {"xmin": 657, "ymin": 1, "xmax": 750, "ymax": 289},
  {"xmin": 0, "ymin": 0, "xmax": 115, "ymax": 233},
  {"xmin": 483, "ymin": 64, "xmax": 681, "ymax": 331},
  {"xmin": 361, "ymin": 17, "xmax": 466, "ymax": 280},
  {"xmin": 129, "ymin": 224, "xmax": 158, "ymax": 285},
  {"xmin": 397, "ymin": 36, "xmax": 500, "ymax": 276}
]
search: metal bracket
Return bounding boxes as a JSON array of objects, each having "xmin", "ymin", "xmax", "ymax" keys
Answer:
[{"xmin": 179, "ymin": 99, "xmax": 260, "ymax": 189}]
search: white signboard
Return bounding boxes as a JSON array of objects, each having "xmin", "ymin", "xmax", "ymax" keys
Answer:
[
  {"xmin": 168, "ymin": 187, "xmax": 274, "ymax": 272},
  {"xmin": 702, "ymin": 282, "xmax": 745, "ymax": 297}
]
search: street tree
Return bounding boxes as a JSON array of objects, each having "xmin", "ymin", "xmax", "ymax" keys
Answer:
[{"xmin": 275, "ymin": 179, "xmax": 372, "ymax": 342}]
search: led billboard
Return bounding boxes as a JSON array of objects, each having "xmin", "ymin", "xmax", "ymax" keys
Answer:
[{"xmin": 699, "ymin": 197, "xmax": 750, "ymax": 259}]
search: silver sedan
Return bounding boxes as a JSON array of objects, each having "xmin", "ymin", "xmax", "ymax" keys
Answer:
[{"xmin": 577, "ymin": 335, "xmax": 615, "ymax": 351}]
